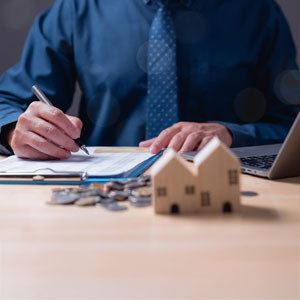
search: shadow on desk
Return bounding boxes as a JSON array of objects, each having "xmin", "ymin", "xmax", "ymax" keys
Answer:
[
  {"xmin": 160, "ymin": 205, "xmax": 280, "ymax": 222},
  {"xmin": 240, "ymin": 204, "xmax": 280, "ymax": 221},
  {"xmin": 275, "ymin": 176, "xmax": 300, "ymax": 185}
]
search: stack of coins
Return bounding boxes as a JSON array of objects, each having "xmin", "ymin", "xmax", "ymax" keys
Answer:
[{"xmin": 48, "ymin": 175, "xmax": 152, "ymax": 211}]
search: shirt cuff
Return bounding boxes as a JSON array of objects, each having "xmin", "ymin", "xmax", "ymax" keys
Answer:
[
  {"xmin": 212, "ymin": 121, "xmax": 255, "ymax": 148},
  {"xmin": 0, "ymin": 121, "xmax": 17, "ymax": 155}
]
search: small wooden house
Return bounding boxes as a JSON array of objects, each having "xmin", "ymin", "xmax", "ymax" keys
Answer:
[{"xmin": 151, "ymin": 137, "xmax": 241, "ymax": 214}]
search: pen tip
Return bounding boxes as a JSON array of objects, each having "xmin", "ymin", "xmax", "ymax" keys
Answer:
[{"xmin": 81, "ymin": 145, "xmax": 90, "ymax": 155}]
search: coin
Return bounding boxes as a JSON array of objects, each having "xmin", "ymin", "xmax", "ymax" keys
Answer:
[
  {"xmin": 139, "ymin": 174, "xmax": 151, "ymax": 181},
  {"xmin": 129, "ymin": 195, "xmax": 151, "ymax": 207},
  {"xmin": 94, "ymin": 190, "xmax": 109, "ymax": 198},
  {"xmin": 75, "ymin": 196, "xmax": 101, "ymax": 207},
  {"xmin": 90, "ymin": 183, "xmax": 110, "ymax": 193},
  {"xmin": 125, "ymin": 181, "xmax": 147, "ymax": 190},
  {"xmin": 98, "ymin": 197, "xmax": 115, "ymax": 205},
  {"xmin": 108, "ymin": 190, "xmax": 130, "ymax": 201},
  {"xmin": 122, "ymin": 177, "xmax": 140, "ymax": 185},
  {"xmin": 106, "ymin": 181, "xmax": 124, "ymax": 191},
  {"xmin": 52, "ymin": 191, "xmax": 80, "ymax": 205},
  {"xmin": 49, "ymin": 174, "xmax": 152, "ymax": 210},
  {"xmin": 131, "ymin": 186, "xmax": 152, "ymax": 197},
  {"xmin": 101, "ymin": 202, "xmax": 128, "ymax": 211},
  {"xmin": 70, "ymin": 187, "xmax": 91, "ymax": 194}
]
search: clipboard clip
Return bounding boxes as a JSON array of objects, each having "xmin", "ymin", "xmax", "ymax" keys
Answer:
[{"xmin": 0, "ymin": 171, "xmax": 88, "ymax": 182}]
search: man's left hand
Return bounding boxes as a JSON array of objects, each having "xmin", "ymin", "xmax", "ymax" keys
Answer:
[{"xmin": 139, "ymin": 122, "xmax": 233, "ymax": 154}]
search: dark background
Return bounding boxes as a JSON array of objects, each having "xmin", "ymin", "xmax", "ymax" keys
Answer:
[{"xmin": 0, "ymin": 0, "xmax": 299, "ymax": 75}]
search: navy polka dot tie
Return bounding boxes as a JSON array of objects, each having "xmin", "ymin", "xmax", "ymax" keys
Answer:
[{"xmin": 146, "ymin": 1, "xmax": 179, "ymax": 139}]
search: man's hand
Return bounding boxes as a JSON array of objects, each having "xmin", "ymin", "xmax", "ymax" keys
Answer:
[
  {"xmin": 139, "ymin": 122, "xmax": 233, "ymax": 154},
  {"xmin": 9, "ymin": 102, "xmax": 83, "ymax": 160}
]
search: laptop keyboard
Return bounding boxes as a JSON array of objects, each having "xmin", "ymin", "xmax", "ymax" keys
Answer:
[{"xmin": 240, "ymin": 154, "xmax": 277, "ymax": 170}]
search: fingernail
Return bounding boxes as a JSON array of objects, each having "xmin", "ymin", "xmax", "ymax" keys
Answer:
[
  {"xmin": 150, "ymin": 145, "xmax": 157, "ymax": 154},
  {"xmin": 72, "ymin": 145, "xmax": 79, "ymax": 152},
  {"xmin": 71, "ymin": 129, "xmax": 80, "ymax": 139},
  {"xmin": 64, "ymin": 152, "xmax": 71, "ymax": 159}
]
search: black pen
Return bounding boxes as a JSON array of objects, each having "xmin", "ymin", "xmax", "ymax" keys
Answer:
[{"xmin": 32, "ymin": 85, "xmax": 89, "ymax": 155}]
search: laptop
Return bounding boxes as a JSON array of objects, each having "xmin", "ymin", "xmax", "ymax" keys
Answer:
[{"xmin": 181, "ymin": 111, "xmax": 300, "ymax": 179}]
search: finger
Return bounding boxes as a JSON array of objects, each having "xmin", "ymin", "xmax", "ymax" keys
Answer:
[
  {"xmin": 180, "ymin": 132, "xmax": 204, "ymax": 153},
  {"xmin": 139, "ymin": 138, "xmax": 156, "ymax": 147},
  {"xmin": 31, "ymin": 102, "xmax": 80, "ymax": 139},
  {"xmin": 30, "ymin": 119, "xmax": 79, "ymax": 152},
  {"xmin": 197, "ymin": 136, "xmax": 214, "ymax": 151},
  {"xmin": 150, "ymin": 127, "xmax": 180, "ymax": 154},
  {"xmin": 66, "ymin": 115, "xmax": 83, "ymax": 131},
  {"xmin": 14, "ymin": 144, "xmax": 56, "ymax": 160},
  {"xmin": 24, "ymin": 131, "xmax": 71, "ymax": 159},
  {"xmin": 167, "ymin": 132, "xmax": 189, "ymax": 152}
]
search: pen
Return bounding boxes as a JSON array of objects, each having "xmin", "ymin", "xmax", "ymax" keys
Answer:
[{"xmin": 32, "ymin": 85, "xmax": 89, "ymax": 155}]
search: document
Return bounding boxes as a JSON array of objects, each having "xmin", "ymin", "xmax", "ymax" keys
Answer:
[{"xmin": 0, "ymin": 147, "xmax": 155, "ymax": 177}]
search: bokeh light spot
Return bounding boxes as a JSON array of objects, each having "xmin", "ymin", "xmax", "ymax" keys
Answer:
[
  {"xmin": 274, "ymin": 70, "xmax": 300, "ymax": 105},
  {"xmin": 234, "ymin": 88, "xmax": 267, "ymax": 123}
]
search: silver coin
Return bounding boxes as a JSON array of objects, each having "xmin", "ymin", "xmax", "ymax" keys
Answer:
[
  {"xmin": 105, "ymin": 181, "xmax": 124, "ymax": 191},
  {"xmin": 95, "ymin": 198, "xmax": 115, "ymax": 208},
  {"xmin": 137, "ymin": 179, "xmax": 147, "ymax": 185},
  {"xmin": 139, "ymin": 174, "xmax": 151, "ymax": 182},
  {"xmin": 101, "ymin": 202, "xmax": 128, "ymax": 211},
  {"xmin": 94, "ymin": 190, "xmax": 109, "ymax": 198},
  {"xmin": 99, "ymin": 197, "xmax": 115, "ymax": 204},
  {"xmin": 52, "ymin": 191, "xmax": 80, "ymax": 205},
  {"xmin": 75, "ymin": 190, "xmax": 100, "ymax": 199},
  {"xmin": 122, "ymin": 177, "xmax": 139, "ymax": 185},
  {"xmin": 129, "ymin": 195, "xmax": 152, "ymax": 207},
  {"xmin": 125, "ymin": 181, "xmax": 147, "ymax": 190},
  {"xmin": 108, "ymin": 190, "xmax": 130, "ymax": 201}
]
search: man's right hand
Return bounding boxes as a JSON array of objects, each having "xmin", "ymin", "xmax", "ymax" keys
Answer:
[{"xmin": 9, "ymin": 102, "xmax": 83, "ymax": 160}]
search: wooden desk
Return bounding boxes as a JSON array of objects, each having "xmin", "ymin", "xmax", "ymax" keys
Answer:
[{"xmin": 0, "ymin": 170, "xmax": 299, "ymax": 299}]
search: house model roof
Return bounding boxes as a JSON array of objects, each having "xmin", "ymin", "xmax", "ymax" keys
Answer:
[
  {"xmin": 151, "ymin": 148, "xmax": 196, "ymax": 177},
  {"xmin": 151, "ymin": 137, "xmax": 239, "ymax": 177},
  {"xmin": 194, "ymin": 137, "xmax": 238, "ymax": 167}
]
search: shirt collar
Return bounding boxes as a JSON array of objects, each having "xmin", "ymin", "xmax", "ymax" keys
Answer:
[{"xmin": 143, "ymin": 0, "xmax": 193, "ymax": 8}]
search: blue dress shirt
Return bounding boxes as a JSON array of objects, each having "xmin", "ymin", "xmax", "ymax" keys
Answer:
[{"xmin": 0, "ymin": 0, "xmax": 299, "ymax": 154}]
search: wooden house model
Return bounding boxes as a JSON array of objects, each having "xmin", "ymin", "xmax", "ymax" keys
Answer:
[{"xmin": 151, "ymin": 137, "xmax": 241, "ymax": 214}]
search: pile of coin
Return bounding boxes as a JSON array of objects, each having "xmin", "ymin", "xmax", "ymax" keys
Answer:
[{"xmin": 48, "ymin": 175, "xmax": 152, "ymax": 211}]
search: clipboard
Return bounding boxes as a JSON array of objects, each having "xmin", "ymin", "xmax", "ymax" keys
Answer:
[{"xmin": 0, "ymin": 151, "xmax": 162, "ymax": 185}]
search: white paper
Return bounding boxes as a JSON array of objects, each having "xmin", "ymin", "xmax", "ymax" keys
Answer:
[{"xmin": 0, "ymin": 147, "xmax": 154, "ymax": 177}]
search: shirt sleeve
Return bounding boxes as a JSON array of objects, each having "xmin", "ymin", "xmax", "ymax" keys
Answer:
[
  {"xmin": 0, "ymin": 0, "xmax": 76, "ymax": 154},
  {"xmin": 218, "ymin": 0, "xmax": 300, "ymax": 147}
]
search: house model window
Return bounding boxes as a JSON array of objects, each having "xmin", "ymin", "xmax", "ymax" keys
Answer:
[
  {"xmin": 157, "ymin": 187, "xmax": 167, "ymax": 197},
  {"xmin": 185, "ymin": 185, "xmax": 195, "ymax": 195},
  {"xmin": 201, "ymin": 192, "xmax": 211, "ymax": 207},
  {"xmin": 228, "ymin": 169, "xmax": 239, "ymax": 185}
]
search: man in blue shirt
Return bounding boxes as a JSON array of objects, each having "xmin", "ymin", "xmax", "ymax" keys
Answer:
[{"xmin": 0, "ymin": 0, "xmax": 298, "ymax": 159}]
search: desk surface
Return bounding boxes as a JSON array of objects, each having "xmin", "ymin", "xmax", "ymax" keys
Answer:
[{"xmin": 0, "ymin": 169, "xmax": 300, "ymax": 299}]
